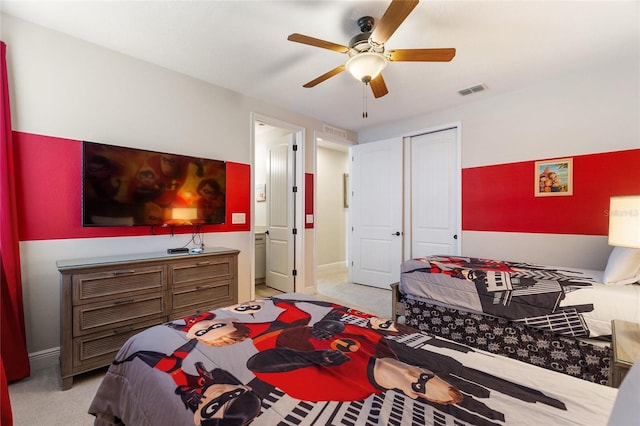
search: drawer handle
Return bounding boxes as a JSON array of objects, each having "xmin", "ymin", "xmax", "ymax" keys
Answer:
[
  {"xmin": 113, "ymin": 325, "xmax": 134, "ymax": 334},
  {"xmin": 196, "ymin": 261, "xmax": 212, "ymax": 266},
  {"xmin": 113, "ymin": 298, "xmax": 134, "ymax": 305},
  {"xmin": 196, "ymin": 285, "xmax": 213, "ymax": 290},
  {"xmin": 112, "ymin": 270, "xmax": 136, "ymax": 276}
]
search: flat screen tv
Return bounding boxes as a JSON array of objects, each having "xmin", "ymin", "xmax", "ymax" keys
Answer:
[{"xmin": 83, "ymin": 141, "xmax": 226, "ymax": 227}]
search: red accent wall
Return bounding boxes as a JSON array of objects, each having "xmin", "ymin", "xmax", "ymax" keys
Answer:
[
  {"xmin": 14, "ymin": 132, "xmax": 250, "ymax": 241},
  {"xmin": 462, "ymin": 149, "xmax": 640, "ymax": 235},
  {"xmin": 14, "ymin": 132, "xmax": 638, "ymax": 240},
  {"xmin": 305, "ymin": 173, "xmax": 314, "ymax": 229}
]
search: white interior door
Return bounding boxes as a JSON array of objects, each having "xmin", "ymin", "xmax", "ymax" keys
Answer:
[
  {"xmin": 350, "ymin": 138, "xmax": 403, "ymax": 289},
  {"xmin": 409, "ymin": 128, "xmax": 460, "ymax": 258},
  {"xmin": 266, "ymin": 140, "xmax": 294, "ymax": 292}
]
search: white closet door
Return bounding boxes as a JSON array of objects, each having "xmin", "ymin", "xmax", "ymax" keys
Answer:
[
  {"xmin": 410, "ymin": 128, "xmax": 460, "ymax": 258},
  {"xmin": 350, "ymin": 138, "xmax": 403, "ymax": 289}
]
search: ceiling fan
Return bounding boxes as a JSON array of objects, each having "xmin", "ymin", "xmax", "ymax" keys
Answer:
[{"xmin": 287, "ymin": 0, "xmax": 456, "ymax": 99}]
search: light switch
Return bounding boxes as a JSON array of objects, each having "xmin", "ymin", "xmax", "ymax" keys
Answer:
[
  {"xmin": 231, "ymin": 213, "xmax": 246, "ymax": 224},
  {"xmin": 306, "ymin": 214, "xmax": 314, "ymax": 224}
]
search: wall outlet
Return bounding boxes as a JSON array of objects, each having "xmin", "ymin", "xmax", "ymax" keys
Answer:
[{"xmin": 231, "ymin": 213, "xmax": 246, "ymax": 224}]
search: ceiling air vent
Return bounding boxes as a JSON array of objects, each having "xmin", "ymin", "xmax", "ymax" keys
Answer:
[
  {"xmin": 323, "ymin": 124, "xmax": 348, "ymax": 140},
  {"xmin": 458, "ymin": 83, "xmax": 487, "ymax": 96}
]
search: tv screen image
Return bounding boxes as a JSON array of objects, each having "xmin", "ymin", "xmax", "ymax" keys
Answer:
[{"xmin": 83, "ymin": 141, "xmax": 226, "ymax": 226}]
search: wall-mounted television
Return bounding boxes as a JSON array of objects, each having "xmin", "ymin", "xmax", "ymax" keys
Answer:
[{"xmin": 83, "ymin": 141, "xmax": 226, "ymax": 227}]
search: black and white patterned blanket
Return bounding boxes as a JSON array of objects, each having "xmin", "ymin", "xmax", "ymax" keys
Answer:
[
  {"xmin": 400, "ymin": 255, "xmax": 632, "ymax": 339},
  {"xmin": 404, "ymin": 297, "xmax": 612, "ymax": 385}
]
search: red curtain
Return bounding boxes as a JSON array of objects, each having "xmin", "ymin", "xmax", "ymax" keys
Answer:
[
  {"xmin": 1, "ymin": 40, "xmax": 30, "ymax": 424},
  {"xmin": 0, "ymin": 360, "xmax": 11, "ymax": 425}
]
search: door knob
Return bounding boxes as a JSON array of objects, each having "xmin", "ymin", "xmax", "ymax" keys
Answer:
[
  {"xmin": 265, "ymin": 230, "xmax": 269, "ymax": 235},
  {"xmin": 392, "ymin": 232, "xmax": 401, "ymax": 236}
]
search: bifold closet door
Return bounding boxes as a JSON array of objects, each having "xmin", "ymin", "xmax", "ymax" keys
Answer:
[
  {"xmin": 409, "ymin": 128, "xmax": 460, "ymax": 258},
  {"xmin": 350, "ymin": 138, "xmax": 403, "ymax": 289}
]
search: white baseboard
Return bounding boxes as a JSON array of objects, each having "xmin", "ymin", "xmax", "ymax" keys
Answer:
[
  {"xmin": 317, "ymin": 261, "xmax": 347, "ymax": 271},
  {"xmin": 28, "ymin": 347, "xmax": 59, "ymax": 372}
]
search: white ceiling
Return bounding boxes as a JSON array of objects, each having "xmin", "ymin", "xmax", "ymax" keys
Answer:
[{"xmin": 1, "ymin": 0, "xmax": 638, "ymax": 133}]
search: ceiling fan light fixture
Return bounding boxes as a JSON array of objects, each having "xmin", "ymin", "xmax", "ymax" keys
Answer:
[{"xmin": 345, "ymin": 52, "xmax": 387, "ymax": 83}]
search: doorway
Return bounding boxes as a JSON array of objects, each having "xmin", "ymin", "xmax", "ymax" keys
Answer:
[
  {"xmin": 315, "ymin": 137, "xmax": 350, "ymax": 283},
  {"xmin": 252, "ymin": 115, "xmax": 304, "ymax": 298}
]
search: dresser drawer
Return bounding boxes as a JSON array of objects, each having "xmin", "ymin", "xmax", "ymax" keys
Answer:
[
  {"xmin": 72, "ymin": 265, "xmax": 166, "ymax": 305},
  {"xmin": 170, "ymin": 299, "xmax": 232, "ymax": 321},
  {"xmin": 172, "ymin": 280, "xmax": 232, "ymax": 313},
  {"xmin": 171, "ymin": 257, "xmax": 233, "ymax": 288},
  {"xmin": 73, "ymin": 293, "xmax": 167, "ymax": 336},
  {"xmin": 72, "ymin": 317, "xmax": 164, "ymax": 371}
]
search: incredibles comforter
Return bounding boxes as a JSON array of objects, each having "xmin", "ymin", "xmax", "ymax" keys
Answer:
[
  {"xmin": 400, "ymin": 255, "xmax": 640, "ymax": 339},
  {"xmin": 88, "ymin": 293, "xmax": 617, "ymax": 426}
]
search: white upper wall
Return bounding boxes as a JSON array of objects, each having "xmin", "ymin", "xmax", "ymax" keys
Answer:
[
  {"xmin": 1, "ymin": 13, "xmax": 344, "ymax": 354},
  {"xmin": 357, "ymin": 54, "xmax": 639, "ymax": 270},
  {"xmin": 358, "ymin": 58, "xmax": 640, "ymax": 167},
  {"xmin": 2, "ymin": 13, "xmax": 356, "ymax": 166}
]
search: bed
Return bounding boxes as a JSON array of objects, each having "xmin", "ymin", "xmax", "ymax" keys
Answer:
[
  {"xmin": 89, "ymin": 293, "xmax": 621, "ymax": 426},
  {"xmin": 394, "ymin": 248, "xmax": 640, "ymax": 385}
]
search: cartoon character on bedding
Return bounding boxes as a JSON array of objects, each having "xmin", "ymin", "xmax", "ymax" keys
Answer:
[
  {"xmin": 243, "ymin": 315, "xmax": 465, "ymax": 406},
  {"xmin": 166, "ymin": 297, "xmax": 340, "ymax": 348},
  {"xmin": 102, "ymin": 297, "xmax": 362, "ymax": 424},
  {"xmin": 165, "ymin": 298, "xmax": 567, "ymax": 423},
  {"xmin": 174, "ymin": 299, "xmax": 464, "ymax": 406},
  {"xmin": 112, "ymin": 339, "xmax": 261, "ymax": 426},
  {"xmin": 230, "ymin": 301, "xmax": 566, "ymax": 426},
  {"xmin": 219, "ymin": 297, "xmax": 343, "ymax": 328},
  {"xmin": 413, "ymin": 256, "xmax": 519, "ymax": 283}
]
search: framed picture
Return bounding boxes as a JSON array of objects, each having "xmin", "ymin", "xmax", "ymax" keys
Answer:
[
  {"xmin": 256, "ymin": 184, "xmax": 266, "ymax": 202},
  {"xmin": 535, "ymin": 157, "xmax": 573, "ymax": 197}
]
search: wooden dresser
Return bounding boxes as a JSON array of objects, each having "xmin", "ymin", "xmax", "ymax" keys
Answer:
[{"xmin": 57, "ymin": 247, "xmax": 239, "ymax": 390}]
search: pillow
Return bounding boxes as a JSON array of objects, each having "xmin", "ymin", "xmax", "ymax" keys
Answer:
[{"xmin": 603, "ymin": 247, "xmax": 640, "ymax": 285}]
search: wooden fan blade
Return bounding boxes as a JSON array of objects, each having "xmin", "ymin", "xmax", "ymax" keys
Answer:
[
  {"xmin": 370, "ymin": 0, "xmax": 419, "ymax": 45},
  {"xmin": 388, "ymin": 48, "xmax": 456, "ymax": 62},
  {"xmin": 302, "ymin": 65, "xmax": 346, "ymax": 88},
  {"xmin": 370, "ymin": 74, "xmax": 389, "ymax": 98},
  {"xmin": 287, "ymin": 33, "xmax": 349, "ymax": 53}
]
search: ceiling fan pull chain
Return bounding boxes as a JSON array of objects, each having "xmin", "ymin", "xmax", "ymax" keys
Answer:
[{"xmin": 362, "ymin": 83, "xmax": 368, "ymax": 118}]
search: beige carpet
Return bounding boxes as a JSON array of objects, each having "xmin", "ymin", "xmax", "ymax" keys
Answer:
[
  {"xmin": 314, "ymin": 265, "xmax": 392, "ymax": 318},
  {"xmin": 256, "ymin": 264, "xmax": 392, "ymax": 319},
  {"xmin": 8, "ymin": 266, "xmax": 392, "ymax": 425},
  {"xmin": 8, "ymin": 365, "xmax": 105, "ymax": 425}
]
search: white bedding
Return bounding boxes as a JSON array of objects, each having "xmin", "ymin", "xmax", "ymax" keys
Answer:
[{"xmin": 561, "ymin": 276, "xmax": 640, "ymax": 337}]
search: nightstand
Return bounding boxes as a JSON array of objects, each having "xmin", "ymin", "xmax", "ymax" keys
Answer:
[{"xmin": 610, "ymin": 319, "xmax": 640, "ymax": 388}]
